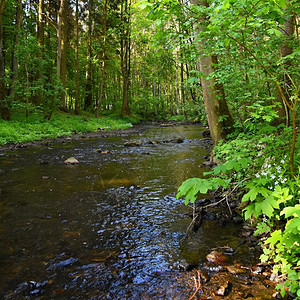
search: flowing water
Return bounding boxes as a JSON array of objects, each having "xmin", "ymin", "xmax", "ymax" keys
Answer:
[{"xmin": 0, "ymin": 124, "xmax": 259, "ymax": 299}]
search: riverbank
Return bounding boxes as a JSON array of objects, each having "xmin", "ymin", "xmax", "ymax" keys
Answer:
[
  {"xmin": 0, "ymin": 112, "xmax": 202, "ymax": 153},
  {"xmin": 0, "ymin": 110, "xmax": 138, "ymax": 147}
]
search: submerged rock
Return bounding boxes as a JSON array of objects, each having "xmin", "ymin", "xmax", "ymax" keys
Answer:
[
  {"xmin": 202, "ymin": 129, "xmax": 211, "ymax": 137},
  {"xmin": 124, "ymin": 140, "xmax": 142, "ymax": 147},
  {"xmin": 64, "ymin": 157, "xmax": 79, "ymax": 164},
  {"xmin": 206, "ymin": 251, "xmax": 228, "ymax": 265},
  {"xmin": 172, "ymin": 137, "xmax": 184, "ymax": 143},
  {"xmin": 226, "ymin": 265, "xmax": 245, "ymax": 275},
  {"xmin": 178, "ymin": 259, "xmax": 194, "ymax": 271}
]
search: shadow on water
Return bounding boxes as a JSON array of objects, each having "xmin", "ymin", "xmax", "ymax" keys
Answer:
[{"xmin": 0, "ymin": 125, "xmax": 269, "ymax": 298}]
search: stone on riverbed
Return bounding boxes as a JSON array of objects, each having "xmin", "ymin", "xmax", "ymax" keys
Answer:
[
  {"xmin": 64, "ymin": 157, "xmax": 79, "ymax": 165},
  {"xmin": 124, "ymin": 140, "xmax": 142, "ymax": 147},
  {"xmin": 206, "ymin": 251, "xmax": 228, "ymax": 265}
]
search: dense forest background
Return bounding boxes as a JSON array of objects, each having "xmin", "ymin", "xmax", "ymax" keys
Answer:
[
  {"xmin": 0, "ymin": 0, "xmax": 203, "ymax": 121},
  {"xmin": 0, "ymin": 0, "xmax": 299, "ymax": 130}
]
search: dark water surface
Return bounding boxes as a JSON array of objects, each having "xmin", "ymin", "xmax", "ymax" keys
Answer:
[{"xmin": 0, "ymin": 125, "xmax": 256, "ymax": 299}]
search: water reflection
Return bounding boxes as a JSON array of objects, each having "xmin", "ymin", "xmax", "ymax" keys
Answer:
[{"xmin": 0, "ymin": 125, "xmax": 248, "ymax": 298}]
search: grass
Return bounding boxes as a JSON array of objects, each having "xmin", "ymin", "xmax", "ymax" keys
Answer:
[{"xmin": 0, "ymin": 109, "xmax": 136, "ymax": 146}]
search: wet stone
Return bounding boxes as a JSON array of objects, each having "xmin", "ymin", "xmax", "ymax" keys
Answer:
[
  {"xmin": 206, "ymin": 251, "xmax": 229, "ymax": 265},
  {"xmin": 178, "ymin": 259, "xmax": 194, "ymax": 271},
  {"xmin": 233, "ymin": 215, "xmax": 243, "ymax": 224},
  {"xmin": 124, "ymin": 140, "xmax": 142, "ymax": 147},
  {"xmin": 64, "ymin": 157, "xmax": 79, "ymax": 164},
  {"xmin": 226, "ymin": 265, "xmax": 245, "ymax": 275}
]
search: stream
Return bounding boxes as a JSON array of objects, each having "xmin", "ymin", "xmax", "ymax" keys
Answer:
[{"xmin": 0, "ymin": 124, "xmax": 273, "ymax": 299}]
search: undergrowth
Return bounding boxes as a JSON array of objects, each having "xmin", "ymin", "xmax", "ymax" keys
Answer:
[
  {"xmin": 0, "ymin": 107, "xmax": 134, "ymax": 145},
  {"xmin": 177, "ymin": 119, "xmax": 300, "ymax": 298}
]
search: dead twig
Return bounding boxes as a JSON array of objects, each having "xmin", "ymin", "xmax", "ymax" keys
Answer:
[{"xmin": 189, "ymin": 270, "xmax": 203, "ymax": 300}]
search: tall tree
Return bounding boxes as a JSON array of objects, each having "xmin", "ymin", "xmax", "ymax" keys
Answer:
[
  {"xmin": 84, "ymin": 0, "xmax": 93, "ymax": 111},
  {"xmin": 96, "ymin": 0, "xmax": 108, "ymax": 117},
  {"xmin": 120, "ymin": 0, "xmax": 131, "ymax": 117},
  {"xmin": 9, "ymin": 0, "xmax": 22, "ymax": 100},
  {"xmin": 192, "ymin": 0, "xmax": 233, "ymax": 144},
  {"xmin": 74, "ymin": 0, "xmax": 79, "ymax": 114},
  {"xmin": 57, "ymin": 0, "xmax": 69, "ymax": 111},
  {"xmin": 275, "ymin": 1, "xmax": 296, "ymax": 125},
  {"xmin": 0, "ymin": 0, "xmax": 9, "ymax": 120}
]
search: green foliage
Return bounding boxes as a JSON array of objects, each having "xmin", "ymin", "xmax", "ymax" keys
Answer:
[
  {"xmin": 168, "ymin": 115, "xmax": 186, "ymax": 121},
  {"xmin": 176, "ymin": 177, "xmax": 230, "ymax": 205},
  {"xmin": 177, "ymin": 118, "xmax": 300, "ymax": 296}
]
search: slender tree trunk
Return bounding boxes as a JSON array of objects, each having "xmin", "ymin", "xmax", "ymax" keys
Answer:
[
  {"xmin": 33, "ymin": 0, "xmax": 44, "ymax": 106},
  {"xmin": 45, "ymin": 0, "xmax": 50, "ymax": 49},
  {"xmin": 57, "ymin": 0, "xmax": 63, "ymax": 78},
  {"xmin": 274, "ymin": 2, "xmax": 295, "ymax": 126},
  {"xmin": 60, "ymin": 0, "xmax": 68, "ymax": 111},
  {"xmin": 186, "ymin": 64, "xmax": 197, "ymax": 103},
  {"xmin": 9, "ymin": 0, "xmax": 22, "ymax": 100},
  {"xmin": 38, "ymin": 0, "xmax": 44, "ymax": 54},
  {"xmin": 0, "ymin": 0, "xmax": 9, "ymax": 120},
  {"xmin": 96, "ymin": 0, "xmax": 108, "ymax": 117},
  {"xmin": 180, "ymin": 50, "xmax": 185, "ymax": 115},
  {"xmin": 121, "ymin": 0, "xmax": 130, "ymax": 117},
  {"xmin": 84, "ymin": 0, "xmax": 93, "ymax": 111},
  {"xmin": 175, "ymin": 61, "xmax": 180, "ymax": 115},
  {"xmin": 193, "ymin": 0, "xmax": 233, "ymax": 145},
  {"xmin": 74, "ymin": 0, "xmax": 79, "ymax": 114}
]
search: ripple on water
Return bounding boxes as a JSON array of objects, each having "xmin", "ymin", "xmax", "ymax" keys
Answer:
[{"xmin": 0, "ymin": 125, "xmax": 263, "ymax": 299}]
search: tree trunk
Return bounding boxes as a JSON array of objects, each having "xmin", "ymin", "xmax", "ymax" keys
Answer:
[
  {"xmin": 175, "ymin": 61, "xmax": 180, "ymax": 115},
  {"xmin": 180, "ymin": 50, "xmax": 185, "ymax": 115},
  {"xmin": 121, "ymin": 0, "xmax": 130, "ymax": 117},
  {"xmin": 57, "ymin": 0, "xmax": 63, "ymax": 78},
  {"xmin": 33, "ymin": 0, "xmax": 44, "ymax": 106},
  {"xmin": 57, "ymin": 0, "xmax": 67, "ymax": 111},
  {"xmin": 193, "ymin": 0, "xmax": 233, "ymax": 145},
  {"xmin": 84, "ymin": 0, "xmax": 93, "ymax": 111},
  {"xmin": 74, "ymin": 0, "xmax": 79, "ymax": 115},
  {"xmin": 96, "ymin": 0, "xmax": 108, "ymax": 117},
  {"xmin": 60, "ymin": 0, "xmax": 68, "ymax": 111},
  {"xmin": 274, "ymin": 3, "xmax": 295, "ymax": 126},
  {"xmin": 9, "ymin": 0, "xmax": 22, "ymax": 100},
  {"xmin": 0, "ymin": 0, "xmax": 9, "ymax": 120}
]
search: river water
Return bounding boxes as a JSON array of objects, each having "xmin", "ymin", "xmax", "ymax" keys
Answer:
[{"xmin": 0, "ymin": 124, "xmax": 258, "ymax": 299}]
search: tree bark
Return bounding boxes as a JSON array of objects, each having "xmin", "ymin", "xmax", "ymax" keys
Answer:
[
  {"xmin": 57, "ymin": 0, "xmax": 63, "ymax": 78},
  {"xmin": 84, "ymin": 0, "xmax": 93, "ymax": 111},
  {"xmin": 9, "ymin": 0, "xmax": 22, "ymax": 100},
  {"xmin": 96, "ymin": 0, "xmax": 108, "ymax": 117},
  {"xmin": 274, "ymin": 2, "xmax": 295, "ymax": 126},
  {"xmin": 74, "ymin": 0, "xmax": 79, "ymax": 114},
  {"xmin": 0, "ymin": 0, "xmax": 9, "ymax": 120},
  {"xmin": 121, "ymin": 0, "xmax": 130, "ymax": 117},
  {"xmin": 33, "ymin": 0, "xmax": 44, "ymax": 106},
  {"xmin": 192, "ymin": 0, "xmax": 233, "ymax": 145}
]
